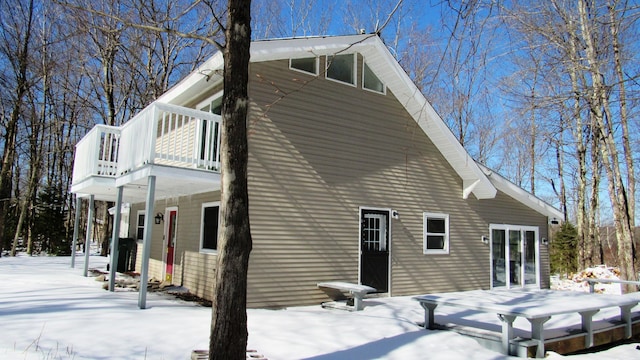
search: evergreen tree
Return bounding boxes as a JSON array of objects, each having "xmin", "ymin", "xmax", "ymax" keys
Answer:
[
  {"xmin": 34, "ymin": 185, "xmax": 69, "ymax": 255},
  {"xmin": 550, "ymin": 222, "xmax": 579, "ymax": 276}
]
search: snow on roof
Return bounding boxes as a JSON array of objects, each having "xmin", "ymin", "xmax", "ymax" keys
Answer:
[{"xmin": 158, "ymin": 35, "xmax": 506, "ymax": 201}]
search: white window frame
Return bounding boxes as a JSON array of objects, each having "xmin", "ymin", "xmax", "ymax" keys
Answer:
[
  {"xmin": 196, "ymin": 90, "xmax": 223, "ymax": 114},
  {"xmin": 325, "ymin": 53, "xmax": 356, "ymax": 86},
  {"xmin": 362, "ymin": 62, "xmax": 386, "ymax": 94},
  {"xmin": 289, "ymin": 56, "xmax": 319, "ymax": 76},
  {"xmin": 200, "ymin": 201, "xmax": 220, "ymax": 254},
  {"xmin": 423, "ymin": 212, "xmax": 450, "ymax": 254},
  {"xmin": 489, "ymin": 224, "xmax": 540, "ymax": 289},
  {"xmin": 135, "ymin": 210, "xmax": 145, "ymax": 244}
]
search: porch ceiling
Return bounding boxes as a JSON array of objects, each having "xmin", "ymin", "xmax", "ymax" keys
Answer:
[{"xmin": 73, "ymin": 165, "xmax": 220, "ymax": 203}]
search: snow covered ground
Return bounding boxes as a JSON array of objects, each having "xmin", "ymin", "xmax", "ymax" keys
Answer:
[{"xmin": 1, "ymin": 254, "xmax": 639, "ymax": 359}]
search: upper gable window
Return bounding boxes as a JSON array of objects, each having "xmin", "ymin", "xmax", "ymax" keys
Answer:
[
  {"xmin": 290, "ymin": 57, "xmax": 318, "ymax": 75},
  {"xmin": 326, "ymin": 54, "xmax": 355, "ymax": 85},
  {"xmin": 199, "ymin": 92, "xmax": 222, "ymax": 115},
  {"xmin": 363, "ymin": 62, "xmax": 385, "ymax": 94}
]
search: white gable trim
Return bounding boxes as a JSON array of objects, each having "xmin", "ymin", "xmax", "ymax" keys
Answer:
[{"xmin": 478, "ymin": 164, "xmax": 564, "ymax": 220}]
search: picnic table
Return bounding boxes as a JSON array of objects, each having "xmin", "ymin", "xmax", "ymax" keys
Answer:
[
  {"xmin": 317, "ymin": 282, "xmax": 376, "ymax": 311},
  {"xmin": 414, "ymin": 289, "xmax": 640, "ymax": 358}
]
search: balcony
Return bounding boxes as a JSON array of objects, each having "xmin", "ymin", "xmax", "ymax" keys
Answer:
[{"xmin": 71, "ymin": 102, "xmax": 222, "ymax": 202}]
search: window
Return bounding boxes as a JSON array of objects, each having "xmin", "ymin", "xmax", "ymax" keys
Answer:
[
  {"xmin": 290, "ymin": 57, "xmax": 318, "ymax": 75},
  {"xmin": 363, "ymin": 62, "xmax": 385, "ymax": 94},
  {"xmin": 199, "ymin": 92, "xmax": 222, "ymax": 115},
  {"xmin": 423, "ymin": 213, "xmax": 449, "ymax": 254},
  {"xmin": 198, "ymin": 93, "xmax": 222, "ymax": 169},
  {"xmin": 200, "ymin": 202, "xmax": 220, "ymax": 253},
  {"xmin": 136, "ymin": 211, "xmax": 145, "ymax": 242},
  {"xmin": 326, "ymin": 54, "xmax": 355, "ymax": 85}
]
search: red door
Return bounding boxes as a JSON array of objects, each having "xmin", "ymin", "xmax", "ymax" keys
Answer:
[{"xmin": 165, "ymin": 210, "xmax": 177, "ymax": 283}]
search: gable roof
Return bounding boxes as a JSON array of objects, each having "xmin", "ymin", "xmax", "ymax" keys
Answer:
[
  {"xmin": 157, "ymin": 34, "xmax": 564, "ymax": 218},
  {"xmin": 159, "ymin": 34, "xmax": 497, "ymax": 200}
]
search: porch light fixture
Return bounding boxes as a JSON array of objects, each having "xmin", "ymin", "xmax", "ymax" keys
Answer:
[
  {"xmin": 154, "ymin": 213, "xmax": 164, "ymax": 224},
  {"xmin": 481, "ymin": 236, "xmax": 489, "ymax": 245},
  {"xmin": 541, "ymin": 238, "xmax": 549, "ymax": 246}
]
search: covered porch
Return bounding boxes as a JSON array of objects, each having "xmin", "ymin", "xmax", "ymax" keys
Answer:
[{"xmin": 70, "ymin": 101, "xmax": 222, "ymax": 308}]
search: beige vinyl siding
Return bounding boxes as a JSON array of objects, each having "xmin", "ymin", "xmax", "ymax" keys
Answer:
[
  {"xmin": 130, "ymin": 191, "xmax": 220, "ymax": 298},
  {"xmin": 244, "ymin": 57, "xmax": 550, "ymax": 307},
  {"xmin": 129, "ymin": 55, "xmax": 550, "ymax": 308}
]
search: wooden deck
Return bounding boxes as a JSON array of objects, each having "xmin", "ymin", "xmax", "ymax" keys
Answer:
[{"xmin": 414, "ymin": 289, "xmax": 640, "ymax": 358}]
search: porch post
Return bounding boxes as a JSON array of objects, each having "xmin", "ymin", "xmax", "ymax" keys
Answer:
[
  {"xmin": 138, "ymin": 175, "xmax": 156, "ymax": 309},
  {"xmin": 108, "ymin": 186, "xmax": 124, "ymax": 292},
  {"xmin": 83, "ymin": 195, "xmax": 95, "ymax": 277},
  {"xmin": 70, "ymin": 196, "xmax": 81, "ymax": 268}
]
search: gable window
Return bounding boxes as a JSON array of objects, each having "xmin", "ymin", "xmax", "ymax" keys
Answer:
[
  {"xmin": 363, "ymin": 62, "xmax": 385, "ymax": 94},
  {"xmin": 423, "ymin": 212, "xmax": 449, "ymax": 254},
  {"xmin": 198, "ymin": 93, "xmax": 222, "ymax": 169},
  {"xmin": 136, "ymin": 211, "xmax": 145, "ymax": 242},
  {"xmin": 326, "ymin": 54, "xmax": 355, "ymax": 85},
  {"xmin": 200, "ymin": 202, "xmax": 220, "ymax": 253},
  {"xmin": 290, "ymin": 57, "xmax": 318, "ymax": 75}
]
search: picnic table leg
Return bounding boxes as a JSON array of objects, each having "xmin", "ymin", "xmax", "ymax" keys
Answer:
[
  {"xmin": 353, "ymin": 293, "xmax": 364, "ymax": 311},
  {"xmin": 619, "ymin": 304, "xmax": 634, "ymax": 338},
  {"xmin": 579, "ymin": 310, "xmax": 598, "ymax": 348},
  {"xmin": 420, "ymin": 303, "xmax": 438, "ymax": 330},
  {"xmin": 498, "ymin": 314, "xmax": 517, "ymax": 356},
  {"xmin": 529, "ymin": 316, "xmax": 550, "ymax": 358}
]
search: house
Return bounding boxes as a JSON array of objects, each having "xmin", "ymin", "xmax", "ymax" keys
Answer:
[{"xmin": 70, "ymin": 34, "xmax": 563, "ymax": 309}]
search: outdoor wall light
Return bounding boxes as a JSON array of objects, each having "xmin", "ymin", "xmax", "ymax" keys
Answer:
[
  {"xmin": 391, "ymin": 210, "xmax": 399, "ymax": 219},
  {"xmin": 541, "ymin": 238, "xmax": 549, "ymax": 246},
  {"xmin": 154, "ymin": 213, "xmax": 164, "ymax": 224},
  {"xmin": 481, "ymin": 235, "xmax": 489, "ymax": 244}
]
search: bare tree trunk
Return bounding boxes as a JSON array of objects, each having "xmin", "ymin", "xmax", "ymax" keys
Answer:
[
  {"xmin": 566, "ymin": 16, "xmax": 589, "ymax": 269},
  {"xmin": 11, "ymin": 163, "xmax": 40, "ymax": 256},
  {"xmin": 578, "ymin": 0, "xmax": 635, "ymax": 288},
  {"xmin": 209, "ymin": 1, "xmax": 252, "ymax": 359},
  {"xmin": 608, "ymin": 1, "xmax": 636, "ymax": 268}
]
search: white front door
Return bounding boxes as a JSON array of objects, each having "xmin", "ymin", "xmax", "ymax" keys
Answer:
[{"xmin": 490, "ymin": 224, "xmax": 539, "ymax": 289}]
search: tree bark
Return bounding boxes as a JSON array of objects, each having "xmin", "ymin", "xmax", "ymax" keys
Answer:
[{"xmin": 209, "ymin": 1, "xmax": 252, "ymax": 359}]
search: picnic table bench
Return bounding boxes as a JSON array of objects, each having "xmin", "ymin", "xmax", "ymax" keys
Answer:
[
  {"xmin": 581, "ymin": 277, "xmax": 640, "ymax": 293},
  {"xmin": 317, "ymin": 282, "xmax": 376, "ymax": 311},
  {"xmin": 414, "ymin": 289, "xmax": 640, "ymax": 358}
]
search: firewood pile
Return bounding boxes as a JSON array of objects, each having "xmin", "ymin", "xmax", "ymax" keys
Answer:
[{"xmin": 551, "ymin": 265, "xmax": 622, "ymax": 294}]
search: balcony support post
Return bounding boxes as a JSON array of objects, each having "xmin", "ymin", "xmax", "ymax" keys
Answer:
[
  {"xmin": 83, "ymin": 195, "xmax": 95, "ymax": 277},
  {"xmin": 108, "ymin": 186, "xmax": 124, "ymax": 292},
  {"xmin": 71, "ymin": 196, "xmax": 81, "ymax": 268},
  {"xmin": 138, "ymin": 175, "xmax": 156, "ymax": 309}
]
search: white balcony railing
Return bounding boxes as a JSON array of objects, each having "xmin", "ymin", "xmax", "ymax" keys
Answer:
[
  {"xmin": 118, "ymin": 102, "xmax": 221, "ymax": 174},
  {"xmin": 72, "ymin": 102, "xmax": 221, "ymax": 186},
  {"xmin": 72, "ymin": 125, "xmax": 121, "ymax": 183}
]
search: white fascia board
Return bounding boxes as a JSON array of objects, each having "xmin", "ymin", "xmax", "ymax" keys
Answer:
[
  {"xmin": 157, "ymin": 52, "xmax": 224, "ymax": 105},
  {"xmin": 478, "ymin": 163, "xmax": 564, "ymax": 220},
  {"xmin": 250, "ymin": 34, "xmax": 373, "ymax": 62},
  {"xmin": 362, "ymin": 37, "xmax": 496, "ymax": 200}
]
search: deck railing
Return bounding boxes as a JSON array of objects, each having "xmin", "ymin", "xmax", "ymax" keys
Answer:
[
  {"xmin": 72, "ymin": 125, "xmax": 121, "ymax": 183},
  {"xmin": 72, "ymin": 102, "xmax": 221, "ymax": 185},
  {"xmin": 118, "ymin": 102, "xmax": 221, "ymax": 174}
]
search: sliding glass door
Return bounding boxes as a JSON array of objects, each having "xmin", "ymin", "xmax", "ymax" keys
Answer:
[{"xmin": 490, "ymin": 225, "xmax": 539, "ymax": 289}]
